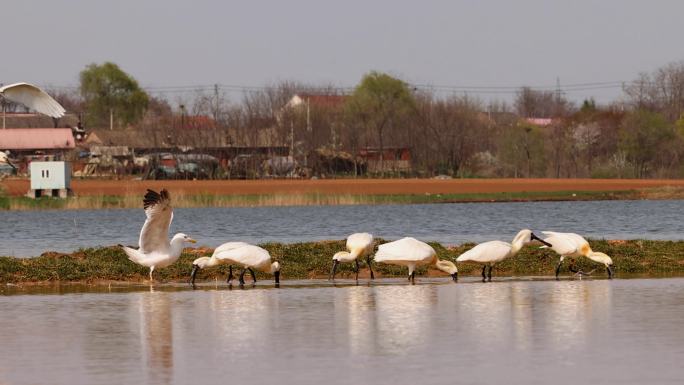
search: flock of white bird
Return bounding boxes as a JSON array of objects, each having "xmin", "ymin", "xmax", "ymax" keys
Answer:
[
  {"xmin": 0, "ymin": 83, "xmax": 614, "ymax": 285},
  {"xmin": 121, "ymin": 189, "xmax": 615, "ymax": 286}
]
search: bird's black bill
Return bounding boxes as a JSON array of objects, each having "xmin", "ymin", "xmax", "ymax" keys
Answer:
[
  {"xmin": 190, "ymin": 265, "xmax": 199, "ymax": 286},
  {"xmin": 329, "ymin": 260, "xmax": 339, "ymax": 281},
  {"xmin": 531, "ymin": 233, "xmax": 552, "ymax": 247},
  {"xmin": 274, "ymin": 270, "xmax": 280, "ymax": 284},
  {"xmin": 451, "ymin": 272, "xmax": 458, "ymax": 282}
]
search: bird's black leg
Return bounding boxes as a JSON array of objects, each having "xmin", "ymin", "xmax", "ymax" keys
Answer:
[
  {"xmin": 249, "ymin": 268, "xmax": 257, "ymax": 283},
  {"xmin": 555, "ymin": 258, "xmax": 564, "ymax": 280},
  {"xmin": 227, "ymin": 265, "xmax": 234, "ymax": 284},
  {"xmin": 487, "ymin": 265, "xmax": 493, "ymax": 282},
  {"xmin": 239, "ymin": 268, "xmax": 246, "ymax": 285},
  {"xmin": 410, "ymin": 271, "xmax": 416, "ymax": 284},
  {"xmin": 481, "ymin": 265, "xmax": 487, "ymax": 282},
  {"xmin": 367, "ymin": 256, "xmax": 375, "ymax": 280},
  {"xmin": 354, "ymin": 259, "xmax": 360, "ymax": 280}
]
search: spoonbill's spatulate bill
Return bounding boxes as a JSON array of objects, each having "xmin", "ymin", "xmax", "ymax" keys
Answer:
[
  {"xmin": 456, "ymin": 229, "xmax": 551, "ymax": 282},
  {"xmin": 191, "ymin": 242, "xmax": 281, "ymax": 286},
  {"xmin": 330, "ymin": 232, "xmax": 375, "ymax": 281},
  {"xmin": 540, "ymin": 231, "xmax": 614, "ymax": 279},
  {"xmin": 121, "ymin": 189, "xmax": 196, "ymax": 281},
  {"xmin": 0, "ymin": 82, "xmax": 66, "ymax": 118},
  {"xmin": 373, "ymin": 237, "xmax": 458, "ymax": 283}
]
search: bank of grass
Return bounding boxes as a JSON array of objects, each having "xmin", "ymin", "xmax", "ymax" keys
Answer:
[
  {"xmin": 4, "ymin": 187, "xmax": 681, "ymax": 210},
  {"xmin": 2, "ymin": 239, "xmax": 683, "ymax": 284}
]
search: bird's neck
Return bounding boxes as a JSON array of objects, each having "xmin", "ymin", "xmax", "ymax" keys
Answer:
[
  {"xmin": 169, "ymin": 238, "xmax": 185, "ymax": 258},
  {"xmin": 510, "ymin": 240, "xmax": 524, "ymax": 255}
]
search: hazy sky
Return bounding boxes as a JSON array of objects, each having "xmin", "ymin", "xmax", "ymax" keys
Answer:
[{"xmin": 2, "ymin": 0, "xmax": 683, "ymax": 104}]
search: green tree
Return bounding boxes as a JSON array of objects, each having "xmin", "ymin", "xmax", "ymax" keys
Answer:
[
  {"xmin": 498, "ymin": 123, "xmax": 546, "ymax": 177},
  {"xmin": 80, "ymin": 62, "xmax": 149, "ymax": 128},
  {"xmin": 619, "ymin": 110, "xmax": 675, "ymax": 177},
  {"xmin": 345, "ymin": 71, "xmax": 415, "ymax": 176}
]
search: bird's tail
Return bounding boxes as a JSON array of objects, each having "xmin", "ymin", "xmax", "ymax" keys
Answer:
[{"xmin": 121, "ymin": 245, "xmax": 145, "ymax": 264}]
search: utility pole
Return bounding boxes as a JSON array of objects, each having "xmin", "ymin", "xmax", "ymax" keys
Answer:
[{"xmin": 214, "ymin": 84, "xmax": 220, "ymax": 122}]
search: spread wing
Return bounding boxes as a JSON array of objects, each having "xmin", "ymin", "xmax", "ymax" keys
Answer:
[
  {"xmin": 0, "ymin": 82, "xmax": 66, "ymax": 118},
  {"xmin": 456, "ymin": 241, "xmax": 511, "ymax": 262},
  {"xmin": 139, "ymin": 189, "xmax": 173, "ymax": 254}
]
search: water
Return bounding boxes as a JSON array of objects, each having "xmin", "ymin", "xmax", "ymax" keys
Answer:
[
  {"xmin": 1, "ymin": 278, "xmax": 683, "ymax": 385},
  {"xmin": 2, "ymin": 200, "xmax": 684, "ymax": 256}
]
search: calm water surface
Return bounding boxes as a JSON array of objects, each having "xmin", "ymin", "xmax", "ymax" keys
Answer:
[
  {"xmin": 1, "ymin": 278, "xmax": 683, "ymax": 385},
  {"xmin": 2, "ymin": 200, "xmax": 684, "ymax": 256}
]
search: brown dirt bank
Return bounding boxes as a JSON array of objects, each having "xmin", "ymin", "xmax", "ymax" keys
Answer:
[{"xmin": 4, "ymin": 178, "xmax": 684, "ymax": 197}]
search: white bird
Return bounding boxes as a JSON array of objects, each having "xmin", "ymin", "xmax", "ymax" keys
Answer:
[
  {"xmin": 456, "ymin": 229, "xmax": 551, "ymax": 282},
  {"xmin": 121, "ymin": 189, "xmax": 196, "ymax": 281},
  {"xmin": 191, "ymin": 242, "xmax": 281, "ymax": 286},
  {"xmin": 0, "ymin": 82, "xmax": 66, "ymax": 120},
  {"xmin": 374, "ymin": 237, "xmax": 458, "ymax": 283},
  {"xmin": 540, "ymin": 231, "xmax": 614, "ymax": 279},
  {"xmin": 330, "ymin": 232, "xmax": 375, "ymax": 280}
]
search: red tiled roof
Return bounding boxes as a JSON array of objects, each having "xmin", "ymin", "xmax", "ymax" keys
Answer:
[{"xmin": 0, "ymin": 128, "xmax": 75, "ymax": 150}]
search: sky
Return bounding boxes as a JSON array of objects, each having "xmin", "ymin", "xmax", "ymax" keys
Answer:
[{"xmin": 2, "ymin": 0, "xmax": 683, "ymax": 105}]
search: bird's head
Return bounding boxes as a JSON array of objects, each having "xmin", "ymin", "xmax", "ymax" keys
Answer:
[
  {"xmin": 514, "ymin": 229, "xmax": 552, "ymax": 247},
  {"xmin": 590, "ymin": 251, "xmax": 613, "ymax": 266},
  {"xmin": 190, "ymin": 256, "xmax": 211, "ymax": 286},
  {"xmin": 436, "ymin": 260, "xmax": 458, "ymax": 281},
  {"xmin": 271, "ymin": 261, "xmax": 281, "ymax": 284},
  {"xmin": 173, "ymin": 233, "xmax": 197, "ymax": 244}
]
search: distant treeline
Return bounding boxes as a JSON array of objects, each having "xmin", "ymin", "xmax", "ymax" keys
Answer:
[{"xmin": 9, "ymin": 60, "xmax": 684, "ymax": 179}]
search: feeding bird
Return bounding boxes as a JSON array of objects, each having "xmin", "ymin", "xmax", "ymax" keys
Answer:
[
  {"xmin": 0, "ymin": 83, "xmax": 66, "ymax": 125},
  {"xmin": 121, "ymin": 189, "xmax": 196, "ymax": 281},
  {"xmin": 191, "ymin": 242, "xmax": 281, "ymax": 286},
  {"xmin": 373, "ymin": 237, "xmax": 458, "ymax": 283},
  {"xmin": 456, "ymin": 229, "xmax": 551, "ymax": 282},
  {"xmin": 540, "ymin": 231, "xmax": 614, "ymax": 279},
  {"xmin": 330, "ymin": 232, "xmax": 375, "ymax": 281}
]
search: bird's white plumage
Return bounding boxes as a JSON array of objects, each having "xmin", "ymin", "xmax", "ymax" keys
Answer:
[
  {"xmin": 374, "ymin": 237, "xmax": 436, "ymax": 264},
  {"xmin": 122, "ymin": 189, "xmax": 193, "ymax": 280},
  {"xmin": 456, "ymin": 240, "xmax": 512, "ymax": 263},
  {"xmin": 0, "ymin": 83, "xmax": 66, "ymax": 118},
  {"xmin": 213, "ymin": 244, "xmax": 273, "ymax": 271},
  {"xmin": 139, "ymin": 195, "xmax": 173, "ymax": 254},
  {"xmin": 213, "ymin": 242, "xmax": 251, "ymax": 255},
  {"xmin": 346, "ymin": 232, "xmax": 374, "ymax": 254},
  {"xmin": 541, "ymin": 231, "xmax": 586, "ymax": 256}
]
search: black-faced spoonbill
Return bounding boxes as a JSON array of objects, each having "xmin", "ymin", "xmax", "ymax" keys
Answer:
[
  {"xmin": 456, "ymin": 229, "xmax": 551, "ymax": 282},
  {"xmin": 120, "ymin": 189, "xmax": 196, "ymax": 281},
  {"xmin": 540, "ymin": 231, "xmax": 614, "ymax": 279},
  {"xmin": 373, "ymin": 237, "xmax": 458, "ymax": 283},
  {"xmin": 191, "ymin": 242, "xmax": 281, "ymax": 286},
  {"xmin": 330, "ymin": 232, "xmax": 375, "ymax": 280}
]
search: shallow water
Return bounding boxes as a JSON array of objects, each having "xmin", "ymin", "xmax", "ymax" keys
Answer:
[
  {"xmin": 1, "ymin": 278, "xmax": 683, "ymax": 385},
  {"xmin": 3, "ymin": 199, "xmax": 684, "ymax": 256}
]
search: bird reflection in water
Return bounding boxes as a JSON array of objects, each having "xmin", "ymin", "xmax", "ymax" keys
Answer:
[
  {"xmin": 545, "ymin": 280, "xmax": 613, "ymax": 350},
  {"xmin": 373, "ymin": 285, "xmax": 438, "ymax": 354},
  {"xmin": 139, "ymin": 287, "xmax": 173, "ymax": 385}
]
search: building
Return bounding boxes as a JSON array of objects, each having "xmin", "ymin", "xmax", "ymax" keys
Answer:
[
  {"xmin": 358, "ymin": 147, "xmax": 411, "ymax": 173},
  {"xmin": 27, "ymin": 161, "xmax": 72, "ymax": 198}
]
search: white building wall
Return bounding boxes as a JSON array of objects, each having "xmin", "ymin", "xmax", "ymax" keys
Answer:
[{"xmin": 29, "ymin": 161, "xmax": 71, "ymax": 190}]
